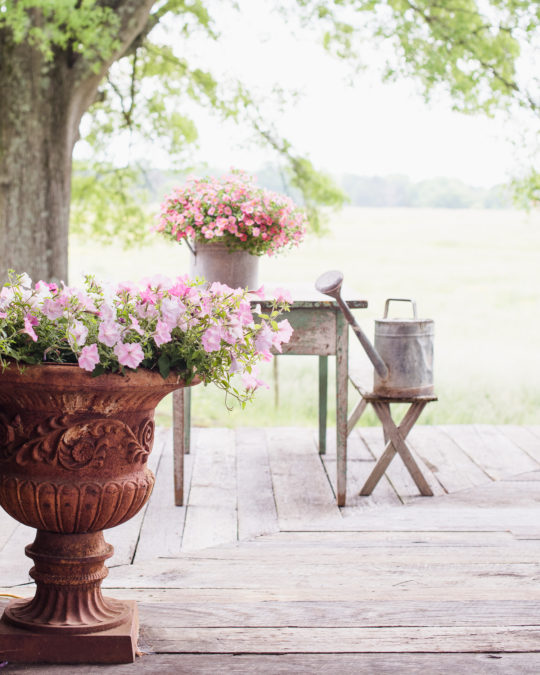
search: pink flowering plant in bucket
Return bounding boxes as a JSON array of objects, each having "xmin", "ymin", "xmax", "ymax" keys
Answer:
[
  {"xmin": 155, "ymin": 170, "xmax": 307, "ymax": 256},
  {"xmin": 0, "ymin": 271, "xmax": 293, "ymax": 404}
]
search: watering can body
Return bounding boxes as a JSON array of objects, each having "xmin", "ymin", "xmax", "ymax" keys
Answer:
[
  {"xmin": 314, "ymin": 272, "xmax": 435, "ymax": 398},
  {"xmin": 373, "ymin": 300, "xmax": 434, "ymax": 397}
]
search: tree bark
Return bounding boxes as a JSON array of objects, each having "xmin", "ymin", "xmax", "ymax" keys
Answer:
[
  {"xmin": 0, "ymin": 1, "xmax": 155, "ymax": 284},
  {"xmin": 0, "ymin": 38, "xmax": 74, "ymax": 284}
]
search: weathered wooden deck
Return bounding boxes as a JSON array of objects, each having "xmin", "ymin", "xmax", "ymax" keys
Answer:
[{"xmin": 1, "ymin": 424, "xmax": 540, "ymax": 673}]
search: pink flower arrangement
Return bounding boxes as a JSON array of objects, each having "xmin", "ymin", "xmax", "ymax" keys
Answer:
[
  {"xmin": 0, "ymin": 271, "xmax": 292, "ymax": 403},
  {"xmin": 154, "ymin": 170, "xmax": 307, "ymax": 256}
]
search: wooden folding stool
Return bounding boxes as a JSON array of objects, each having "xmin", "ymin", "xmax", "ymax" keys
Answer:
[{"xmin": 347, "ymin": 371, "xmax": 437, "ymax": 496}]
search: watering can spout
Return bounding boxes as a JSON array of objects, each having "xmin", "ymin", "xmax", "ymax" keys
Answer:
[{"xmin": 315, "ymin": 270, "xmax": 389, "ymax": 380}]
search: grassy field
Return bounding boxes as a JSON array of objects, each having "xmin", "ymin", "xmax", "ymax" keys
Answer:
[{"xmin": 70, "ymin": 207, "xmax": 540, "ymax": 427}]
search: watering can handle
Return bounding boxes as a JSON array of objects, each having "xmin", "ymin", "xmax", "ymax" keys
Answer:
[{"xmin": 383, "ymin": 298, "xmax": 417, "ymax": 319}]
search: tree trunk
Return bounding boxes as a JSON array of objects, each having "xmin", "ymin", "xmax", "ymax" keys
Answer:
[
  {"xmin": 0, "ymin": 2, "xmax": 156, "ymax": 285},
  {"xmin": 0, "ymin": 39, "xmax": 78, "ymax": 284}
]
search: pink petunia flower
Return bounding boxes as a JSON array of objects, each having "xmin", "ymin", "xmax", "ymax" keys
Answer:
[
  {"xmin": 42, "ymin": 298, "xmax": 66, "ymax": 320},
  {"xmin": 236, "ymin": 301, "xmax": 253, "ymax": 326},
  {"xmin": 271, "ymin": 287, "xmax": 293, "ymax": 303},
  {"xmin": 229, "ymin": 354, "xmax": 241, "ymax": 373},
  {"xmin": 272, "ymin": 319, "xmax": 294, "ymax": 353},
  {"xmin": 98, "ymin": 321, "xmax": 122, "ymax": 347},
  {"xmin": 78, "ymin": 343, "xmax": 100, "ymax": 372},
  {"xmin": 160, "ymin": 297, "xmax": 185, "ymax": 329},
  {"xmin": 250, "ymin": 285, "xmax": 265, "ymax": 300},
  {"xmin": 98, "ymin": 301, "xmax": 115, "ymax": 321},
  {"xmin": 241, "ymin": 369, "xmax": 269, "ymax": 391},
  {"xmin": 254, "ymin": 323, "xmax": 273, "ymax": 353},
  {"xmin": 114, "ymin": 342, "xmax": 144, "ymax": 369},
  {"xmin": 153, "ymin": 320, "xmax": 172, "ymax": 347},
  {"xmin": 202, "ymin": 325, "xmax": 222, "ymax": 352},
  {"xmin": 129, "ymin": 316, "xmax": 145, "ymax": 336},
  {"xmin": 68, "ymin": 320, "xmax": 88, "ymax": 349},
  {"xmin": 23, "ymin": 314, "xmax": 38, "ymax": 342}
]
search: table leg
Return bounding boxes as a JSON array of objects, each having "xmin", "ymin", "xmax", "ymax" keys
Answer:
[
  {"xmin": 184, "ymin": 387, "xmax": 191, "ymax": 454},
  {"xmin": 172, "ymin": 388, "xmax": 185, "ymax": 506},
  {"xmin": 336, "ymin": 312, "xmax": 349, "ymax": 506},
  {"xmin": 318, "ymin": 355, "xmax": 328, "ymax": 455}
]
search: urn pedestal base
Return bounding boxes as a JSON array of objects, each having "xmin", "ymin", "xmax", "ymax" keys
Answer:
[{"xmin": 0, "ymin": 600, "xmax": 138, "ymax": 664}]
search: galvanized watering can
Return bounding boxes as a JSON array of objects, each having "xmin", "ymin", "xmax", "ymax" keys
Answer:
[{"xmin": 315, "ymin": 270, "xmax": 434, "ymax": 397}]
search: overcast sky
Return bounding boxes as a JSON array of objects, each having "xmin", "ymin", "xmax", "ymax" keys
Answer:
[
  {"xmin": 185, "ymin": 1, "xmax": 519, "ymax": 188},
  {"xmin": 84, "ymin": 1, "xmax": 523, "ymax": 188}
]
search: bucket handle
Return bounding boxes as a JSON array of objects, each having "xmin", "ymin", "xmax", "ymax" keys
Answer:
[{"xmin": 383, "ymin": 298, "xmax": 417, "ymax": 319}]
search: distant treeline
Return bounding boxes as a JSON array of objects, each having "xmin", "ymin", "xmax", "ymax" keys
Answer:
[
  {"xmin": 146, "ymin": 165, "xmax": 511, "ymax": 209},
  {"xmin": 339, "ymin": 174, "xmax": 510, "ymax": 209}
]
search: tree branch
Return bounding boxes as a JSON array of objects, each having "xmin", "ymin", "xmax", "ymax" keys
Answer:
[{"xmin": 68, "ymin": 1, "xmax": 155, "ymax": 132}]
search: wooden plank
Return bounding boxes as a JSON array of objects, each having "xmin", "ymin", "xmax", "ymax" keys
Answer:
[
  {"xmin": 0, "ymin": 511, "xmax": 18, "ymax": 552},
  {"xmin": 102, "ymin": 583, "xmax": 540, "ymax": 603},
  {"xmin": 143, "ymin": 625, "xmax": 540, "ymax": 653},
  {"xmin": 321, "ymin": 426, "xmax": 373, "ymax": 461},
  {"xmin": 181, "ymin": 428, "xmax": 238, "ymax": 551},
  {"xmin": 257, "ymin": 530, "xmax": 515, "ymax": 546},
  {"xmin": 266, "ymin": 427, "xmax": 343, "ymax": 529},
  {"xmin": 408, "ymin": 425, "xmax": 492, "ymax": 492},
  {"xmin": 107, "ymin": 426, "xmax": 167, "ymax": 566},
  {"xmin": 126, "ymin": 544, "xmax": 540, "ymax": 566},
  {"xmin": 442, "ymin": 425, "xmax": 540, "ymax": 481},
  {"xmin": 328, "ymin": 421, "xmax": 404, "ymax": 508},
  {"xmin": 498, "ymin": 425, "xmax": 540, "ymax": 465},
  {"xmin": 133, "ymin": 430, "xmax": 194, "ymax": 562},
  {"xmin": 0, "ymin": 523, "xmax": 34, "ymax": 587},
  {"xmin": 502, "ymin": 471, "xmax": 540, "ymax": 482},
  {"xmin": 323, "ymin": 457, "xmax": 403, "ymax": 509},
  {"xmin": 1, "ymin": 653, "xmax": 538, "ymax": 674},
  {"xmin": 133, "ymin": 598, "xmax": 540, "ymax": 627},
  {"xmin": 527, "ymin": 425, "xmax": 540, "ymax": 440},
  {"xmin": 339, "ymin": 505, "xmax": 540, "ymax": 533},
  {"xmin": 235, "ymin": 428, "xmax": 279, "ymax": 541},
  {"xmin": 106, "ymin": 551, "xmax": 540, "ymax": 594}
]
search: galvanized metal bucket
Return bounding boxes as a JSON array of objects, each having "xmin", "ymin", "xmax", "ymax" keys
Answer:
[
  {"xmin": 373, "ymin": 299, "xmax": 434, "ymax": 397},
  {"xmin": 190, "ymin": 239, "xmax": 259, "ymax": 290}
]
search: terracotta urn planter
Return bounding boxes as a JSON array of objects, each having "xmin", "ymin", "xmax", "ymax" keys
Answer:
[
  {"xmin": 191, "ymin": 238, "xmax": 259, "ymax": 289},
  {"xmin": 0, "ymin": 363, "xmax": 197, "ymax": 664}
]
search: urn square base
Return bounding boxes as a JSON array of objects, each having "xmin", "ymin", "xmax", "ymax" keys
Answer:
[{"xmin": 0, "ymin": 599, "xmax": 139, "ymax": 664}]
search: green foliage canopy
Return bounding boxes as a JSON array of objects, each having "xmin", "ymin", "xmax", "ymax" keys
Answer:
[{"xmin": 2, "ymin": 0, "xmax": 539, "ymax": 245}]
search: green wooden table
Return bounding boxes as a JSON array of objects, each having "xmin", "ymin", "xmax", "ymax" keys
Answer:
[{"xmin": 173, "ymin": 285, "xmax": 368, "ymax": 507}]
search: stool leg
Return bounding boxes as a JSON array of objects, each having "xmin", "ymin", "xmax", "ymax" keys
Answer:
[
  {"xmin": 347, "ymin": 398, "xmax": 367, "ymax": 437},
  {"xmin": 374, "ymin": 402, "xmax": 433, "ymax": 497},
  {"xmin": 173, "ymin": 388, "xmax": 185, "ymax": 506},
  {"xmin": 360, "ymin": 401, "xmax": 432, "ymax": 497},
  {"xmin": 360, "ymin": 439, "xmax": 397, "ymax": 495}
]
